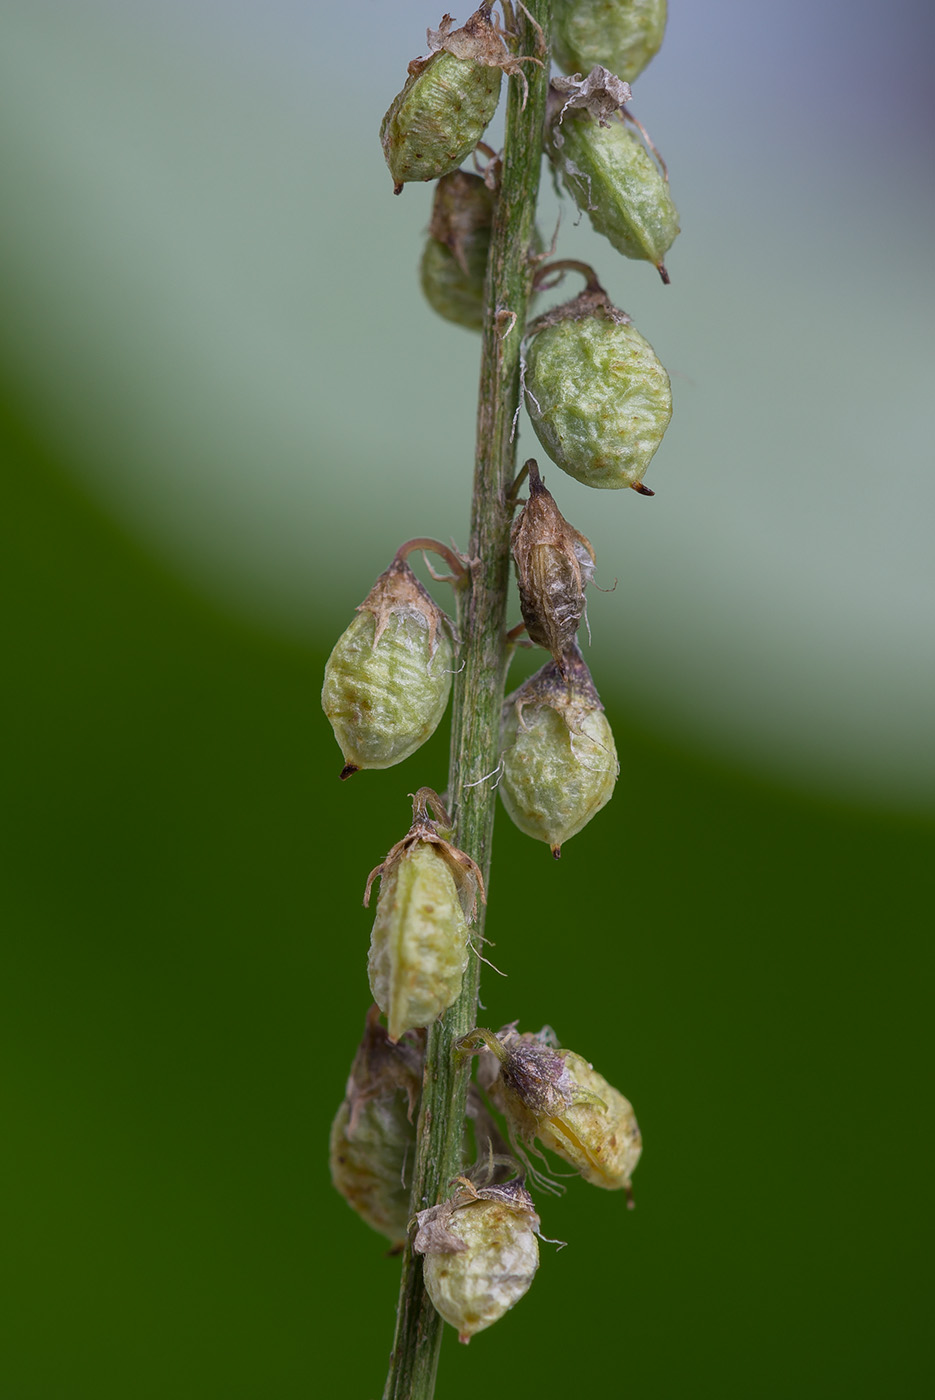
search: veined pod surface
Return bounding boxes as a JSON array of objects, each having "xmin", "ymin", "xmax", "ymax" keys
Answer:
[
  {"xmin": 413, "ymin": 1178, "xmax": 541, "ymax": 1342},
  {"xmin": 524, "ymin": 273, "xmax": 671, "ymax": 490},
  {"xmin": 462, "ymin": 1026, "xmax": 642, "ymax": 1193},
  {"xmin": 499, "ymin": 644, "xmax": 617, "ymax": 856},
  {"xmin": 511, "ymin": 458, "xmax": 595, "ymax": 667},
  {"xmin": 329, "ymin": 1007, "xmax": 425, "ymax": 1243},
  {"xmin": 552, "ymin": 0, "xmax": 668, "ymax": 86},
  {"xmin": 321, "ymin": 554, "xmax": 455, "ymax": 778},
  {"xmin": 365, "ymin": 789, "xmax": 484, "ymax": 1042},
  {"xmin": 420, "ymin": 169, "xmax": 495, "ymax": 331},
  {"xmin": 380, "ymin": 6, "xmax": 525, "ymax": 193}
]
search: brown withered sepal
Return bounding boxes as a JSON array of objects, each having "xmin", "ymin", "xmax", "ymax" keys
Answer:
[{"xmin": 511, "ymin": 460, "xmax": 595, "ymax": 667}]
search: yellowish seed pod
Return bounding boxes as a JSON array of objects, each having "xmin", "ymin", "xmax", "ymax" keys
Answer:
[
  {"xmin": 365, "ymin": 789, "xmax": 484, "ymax": 1042},
  {"xmin": 500, "ymin": 644, "xmax": 617, "ymax": 856},
  {"xmin": 413, "ymin": 1178, "xmax": 540, "ymax": 1343},
  {"xmin": 322, "ymin": 555, "xmax": 455, "ymax": 779},
  {"xmin": 329, "ymin": 1007, "xmax": 425, "ymax": 1244}
]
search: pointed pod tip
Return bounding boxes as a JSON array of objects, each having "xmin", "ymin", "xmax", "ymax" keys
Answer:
[
  {"xmin": 340, "ymin": 764, "xmax": 360, "ymax": 781},
  {"xmin": 393, "ymin": 181, "xmax": 403, "ymax": 196},
  {"xmin": 551, "ymin": 845, "xmax": 562, "ymax": 860},
  {"xmin": 631, "ymin": 482, "xmax": 655, "ymax": 497},
  {"xmin": 657, "ymin": 263, "xmax": 670, "ymax": 284}
]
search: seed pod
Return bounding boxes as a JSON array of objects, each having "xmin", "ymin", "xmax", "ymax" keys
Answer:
[
  {"xmin": 547, "ymin": 72, "xmax": 679, "ymax": 281},
  {"xmin": 366, "ymin": 789, "xmax": 484, "ymax": 1042},
  {"xmin": 321, "ymin": 554, "xmax": 456, "ymax": 779},
  {"xmin": 511, "ymin": 459, "xmax": 595, "ymax": 666},
  {"xmin": 552, "ymin": 0, "xmax": 668, "ymax": 86},
  {"xmin": 413, "ymin": 1177, "xmax": 541, "ymax": 1342},
  {"xmin": 499, "ymin": 643, "xmax": 617, "ymax": 856},
  {"xmin": 461, "ymin": 1026, "xmax": 642, "ymax": 1194},
  {"xmin": 329, "ymin": 1007, "xmax": 425, "ymax": 1244},
  {"xmin": 524, "ymin": 270, "xmax": 672, "ymax": 491},
  {"xmin": 420, "ymin": 169, "xmax": 495, "ymax": 330},
  {"xmin": 380, "ymin": 6, "xmax": 527, "ymax": 194}
]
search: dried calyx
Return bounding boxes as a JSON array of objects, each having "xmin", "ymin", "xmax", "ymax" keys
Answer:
[
  {"xmin": 459, "ymin": 1025, "xmax": 642, "ymax": 1196},
  {"xmin": 365, "ymin": 787, "xmax": 485, "ymax": 1042},
  {"xmin": 321, "ymin": 540, "xmax": 464, "ymax": 779},
  {"xmin": 329, "ymin": 1006, "xmax": 426, "ymax": 1244},
  {"xmin": 546, "ymin": 71, "xmax": 679, "ymax": 282},
  {"xmin": 499, "ymin": 640, "xmax": 618, "ymax": 856},
  {"xmin": 511, "ymin": 458, "xmax": 595, "ymax": 668},
  {"xmin": 413, "ymin": 1174, "xmax": 542, "ymax": 1343},
  {"xmin": 380, "ymin": 4, "xmax": 539, "ymax": 194},
  {"xmin": 524, "ymin": 262, "xmax": 672, "ymax": 492}
]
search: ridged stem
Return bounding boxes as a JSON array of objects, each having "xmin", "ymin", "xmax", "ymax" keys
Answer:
[{"xmin": 381, "ymin": 5, "xmax": 551, "ymax": 1397}]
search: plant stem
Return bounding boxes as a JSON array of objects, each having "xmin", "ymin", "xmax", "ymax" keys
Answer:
[{"xmin": 381, "ymin": 6, "xmax": 551, "ymax": 1397}]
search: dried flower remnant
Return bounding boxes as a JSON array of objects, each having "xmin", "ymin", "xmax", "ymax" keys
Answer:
[
  {"xmin": 552, "ymin": 0, "xmax": 668, "ymax": 86},
  {"xmin": 511, "ymin": 458, "xmax": 595, "ymax": 667},
  {"xmin": 329, "ymin": 1007, "xmax": 426, "ymax": 1244},
  {"xmin": 380, "ymin": 5, "xmax": 534, "ymax": 194},
  {"xmin": 413, "ymin": 1176, "xmax": 541, "ymax": 1342},
  {"xmin": 321, "ymin": 546, "xmax": 460, "ymax": 779},
  {"xmin": 461, "ymin": 1026, "xmax": 642, "ymax": 1194},
  {"xmin": 547, "ymin": 72, "xmax": 679, "ymax": 282},
  {"xmin": 499, "ymin": 643, "xmax": 618, "ymax": 856},
  {"xmin": 366, "ymin": 788, "xmax": 485, "ymax": 1042},
  {"xmin": 524, "ymin": 265, "xmax": 672, "ymax": 491}
]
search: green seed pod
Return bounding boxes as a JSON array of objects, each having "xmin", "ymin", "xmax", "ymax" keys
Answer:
[
  {"xmin": 552, "ymin": 0, "xmax": 668, "ymax": 86},
  {"xmin": 329, "ymin": 1007, "xmax": 425, "ymax": 1244},
  {"xmin": 461, "ymin": 1026, "xmax": 642, "ymax": 1194},
  {"xmin": 547, "ymin": 72, "xmax": 679, "ymax": 280},
  {"xmin": 499, "ymin": 643, "xmax": 617, "ymax": 856},
  {"xmin": 322, "ymin": 554, "xmax": 456, "ymax": 779},
  {"xmin": 420, "ymin": 169, "xmax": 495, "ymax": 330},
  {"xmin": 380, "ymin": 6, "xmax": 526, "ymax": 194},
  {"xmin": 511, "ymin": 458, "xmax": 596, "ymax": 667},
  {"xmin": 413, "ymin": 1177, "xmax": 541, "ymax": 1342},
  {"xmin": 365, "ymin": 789, "xmax": 484, "ymax": 1042},
  {"xmin": 524, "ymin": 272, "xmax": 672, "ymax": 490}
]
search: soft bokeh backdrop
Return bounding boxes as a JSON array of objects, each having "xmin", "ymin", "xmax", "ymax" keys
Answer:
[{"xmin": 2, "ymin": 2, "xmax": 933, "ymax": 1397}]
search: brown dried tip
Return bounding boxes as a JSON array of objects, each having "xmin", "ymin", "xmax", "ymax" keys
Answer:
[
  {"xmin": 657, "ymin": 263, "xmax": 670, "ymax": 284},
  {"xmin": 340, "ymin": 763, "xmax": 359, "ymax": 781},
  {"xmin": 631, "ymin": 482, "xmax": 655, "ymax": 497},
  {"xmin": 510, "ymin": 459, "xmax": 596, "ymax": 670}
]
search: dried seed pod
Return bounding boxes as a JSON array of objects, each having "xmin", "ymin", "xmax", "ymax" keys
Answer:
[
  {"xmin": 366, "ymin": 789, "xmax": 484, "ymax": 1042},
  {"xmin": 547, "ymin": 72, "xmax": 679, "ymax": 281},
  {"xmin": 329, "ymin": 1007, "xmax": 425, "ymax": 1244},
  {"xmin": 413, "ymin": 1176, "xmax": 541, "ymax": 1342},
  {"xmin": 499, "ymin": 643, "xmax": 617, "ymax": 856},
  {"xmin": 321, "ymin": 552, "xmax": 456, "ymax": 779},
  {"xmin": 461, "ymin": 1026, "xmax": 642, "ymax": 1194},
  {"xmin": 380, "ymin": 6, "xmax": 528, "ymax": 194},
  {"xmin": 420, "ymin": 169, "xmax": 495, "ymax": 330},
  {"xmin": 524, "ymin": 269, "xmax": 672, "ymax": 491},
  {"xmin": 552, "ymin": 0, "xmax": 668, "ymax": 86},
  {"xmin": 511, "ymin": 459, "xmax": 596, "ymax": 666}
]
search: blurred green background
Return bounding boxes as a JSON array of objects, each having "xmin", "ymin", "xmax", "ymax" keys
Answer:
[{"xmin": 2, "ymin": 2, "xmax": 933, "ymax": 1397}]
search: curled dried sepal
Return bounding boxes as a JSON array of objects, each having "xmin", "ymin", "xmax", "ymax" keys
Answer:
[
  {"xmin": 546, "ymin": 74, "xmax": 679, "ymax": 282},
  {"xmin": 460, "ymin": 1026, "xmax": 642, "ymax": 1194},
  {"xmin": 380, "ymin": 5, "xmax": 537, "ymax": 193},
  {"xmin": 552, "ymin": 0, "xmax": 668, "ymax": 86},
  {"xmin": 413, "ymin": 1176, "xmax": 541, "ymax": 1343},
  {"xmin": 366, "ymin": 789, "xmax": 485, "ymax": 1042},
  {"xmin": 499, "ymin": 643, "xmax": 618, "ymax": 856},
  {"xmin": 511, "ymin": 459, "xmax": 595, "ymax": 667},
  {"xmin": 321, "ymin": 554, "xmax": 457, "ymax": 778},
  {"xmin": 328, "ymin": 1007, "xmax": 426, "ymax": 1244},
  {"xmin": 524, "ymin": 265, "xmax": 672, "ymax": 491}
]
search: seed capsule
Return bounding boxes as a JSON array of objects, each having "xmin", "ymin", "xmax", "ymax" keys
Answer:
[
  {"xmin": 547, "ymin": 72, "xmax": 679, "ymax": 281},
  {"xmin": 461, "ymin": 1026, "xmax": 642, "ymax": 1194},
  {"xmin": 322, "ymin": 554, "xmax": 456, "ymax": 779},
  {"xmin": 413, "ymin": 1177, "xmax": 541, "ymax": 1342},
  {"xmin": 511, "ymin": 459, "xmax": 595, "ymax": 667},
  {"xmin": 499, "ymin": 644, "xmax": 617, "ymax": 856},
  {"xmin": 524, "ymin": 270, "xmax": 672, "ymax": 491},
  {"xmin": 366, "ymin": 789, "xmax": 484, "ymax": 1042},
  {"xmin": 420, "ymin": 169, "xmax": 495, "ymax": 330},
  {"xmin": 329, "ymin": 1007, "xmax": 425, "ymax": 1244},
  {"xmin": 380, "ymin": 6, "xmax": 526, "ymax": 194},
  {"xmin": 552, "ymin": 0, "xmax": 668, "ymax": 86}
]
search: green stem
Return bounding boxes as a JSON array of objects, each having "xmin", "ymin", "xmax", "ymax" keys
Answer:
[{"xmin": 381, "ymin": 5, "xmax": 551, "ymax": 1397}]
